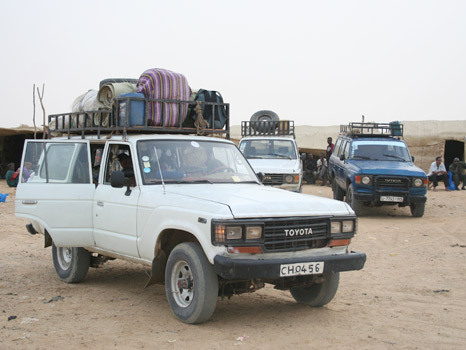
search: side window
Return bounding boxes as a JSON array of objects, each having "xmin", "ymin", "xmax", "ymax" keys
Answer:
[
  {"xmin": 21, "ymin": 141, "xmax": 91, "ymax": 184},
  {"xmin": 333, "ymin": 139, "xmax": 342, "ymax": 157},
  {"xmin": 104, "ymin": 144, "xmax": 136, "ymax": 186},
  {"xmin": 343, "ymin": 141, "xmax": 349, "ymax": 159}
]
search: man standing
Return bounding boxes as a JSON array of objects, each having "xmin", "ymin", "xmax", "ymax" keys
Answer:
[
  {"xmin": 449, "ymin": 157, "xmax": 466, "ymax": 190},
  {"xmin": 326, "ymin": 137, "xmax": 334, "ymax": 185},
  {"xmin": 427, "ymin": 156, "xmax": 450, "ymax": 191}
]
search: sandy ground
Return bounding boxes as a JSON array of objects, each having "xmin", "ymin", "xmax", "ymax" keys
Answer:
[{"xmin": 0, "ymin": 180, "xmax": 465, "ymax": 350}]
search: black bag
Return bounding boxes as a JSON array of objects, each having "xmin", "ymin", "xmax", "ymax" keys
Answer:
[{"xmin": 188, "ymin": 89, "xmax": 228, "ymax": 129}]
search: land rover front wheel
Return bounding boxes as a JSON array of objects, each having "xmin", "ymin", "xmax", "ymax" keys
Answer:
[
  {"xmin": 332, "ymin": 181, "xmax": 345, "ymax": 201},
  {"xmin": 346, "ymin": 184, "xmax": 362, "ymax": 215},
  {"xmin": 165, "ymin": 242, "xmax": 218, "ymax": 324},
  {"xmin": 410, "ymin": 202, "xmax": 425, "ymax": 217},
  {"xmin": 290, "ymin": 272, "xmax": 340, "ymax": 306},
  {"xmin": 52, "ymin": 243, "xmax": 91, "ymax": 283}
]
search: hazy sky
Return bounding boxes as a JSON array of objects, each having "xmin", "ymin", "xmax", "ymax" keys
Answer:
[{"xmin": 1, "ymin": 0, "xmax": 465, "ymax": 128}]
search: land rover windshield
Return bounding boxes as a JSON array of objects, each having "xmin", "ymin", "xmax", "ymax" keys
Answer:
[
  {"xmin": 137, "ymin": 140, "xmax": 258, "ymax": 184},
  {"xmin": 239, "ymin": 139, "xmax": 297, "ymax": 159},
  {"xmin": 349, "ymin": 140, "xmax": 411, "ymax": 162}
]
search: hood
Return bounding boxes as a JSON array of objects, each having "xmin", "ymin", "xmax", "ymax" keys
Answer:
[
  {"xmin": 167, "ymin": 184, "xmax": 351, "ymax": 218},
  {"xmin": 348, "ymin": 160, "xmax": 426, "ymax": 176},
  {"xmin": 247, "ymin": 158, "xmax": 301, "ymax": 174}
]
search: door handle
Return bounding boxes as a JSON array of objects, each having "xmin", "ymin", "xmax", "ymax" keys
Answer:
[
  {"xmin": 22, "ymin": 200, "xmax": 38, "ymax": 205},
  {"xmin": 97, "ymin": 201, "xmax": 104, "ymax": 207}
]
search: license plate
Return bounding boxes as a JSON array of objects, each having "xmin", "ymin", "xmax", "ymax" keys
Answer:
[
  {"xmin": 279, "ymin": 262, "xmax": 324, "ymax": 277},
  {"xmin": 380, "ymin": 196, "xmax": 404, "ymax": 202}
]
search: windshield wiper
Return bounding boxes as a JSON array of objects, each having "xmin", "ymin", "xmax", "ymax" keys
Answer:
[
  {"xmin": 352, "ymin": 155, "xmax": 372, "ymax": 160},
  {"xmin": 382, "ymin": 154, "xmax": 406, "ymax": 161},
  {"xmin": 266, "ymin": 153, "xmax": 292, "ymax": 159},
  {"xmin": 184, "ymin": 179, "xmax": 214, "ymax": 184}
]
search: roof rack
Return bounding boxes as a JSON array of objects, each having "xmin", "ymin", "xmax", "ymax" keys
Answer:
[
  {"xmin": 241, "ymin": 120, "xmax": 295, "ymax": 138},
  {"xmin": 47, "ymin": 97, "xmax": 230, "ymax": 140},
  {"xmin": 340, "ymin": 122, "xmax": 403, "ymax": 137}
]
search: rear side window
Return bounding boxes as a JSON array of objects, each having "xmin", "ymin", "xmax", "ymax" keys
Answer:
[{"xmin": 21, "ymin": 141, "xmax": 91, "ymax": 184}]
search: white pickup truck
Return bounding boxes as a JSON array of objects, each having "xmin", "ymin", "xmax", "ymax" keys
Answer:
[
  {"xmin": 15, "ymin": 104, "xmax": 365, "ymax": 324},
  {"xmin": 238, "ymin": 117, "xmax": 302, "ymax": 192}
]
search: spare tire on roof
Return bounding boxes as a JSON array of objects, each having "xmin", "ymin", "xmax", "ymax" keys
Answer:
[
  {"xmin": 99, "ymin": 78, "xmax": 138, "ymax": 89},
  {"xmin": 250, "ymin": 110, "xmax": 279, "ymax": 133}
]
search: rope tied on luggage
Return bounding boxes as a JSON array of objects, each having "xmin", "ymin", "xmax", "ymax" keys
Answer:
[{"xmin": 194, "ymin": 101, "xmax": 209, "ymax": 135}]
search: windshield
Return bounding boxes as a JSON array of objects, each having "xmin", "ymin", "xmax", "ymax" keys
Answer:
[
  {"xmin": 239, "ymin": 139, "xmax": 297, "ymax": 159},
  {"xmin": 137, "ymin": 140, "xmax": 259, "ymax": 185},
  {"xmin": 349, "ymin": 140, "xmax": 411, "ymax": 162}
]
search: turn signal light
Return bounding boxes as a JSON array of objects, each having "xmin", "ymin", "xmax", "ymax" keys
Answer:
[
  {"xmin": 227, "ymin": 246, "xmax": 262, "ymax": 254},
  {"xmin": 328, "ymin": 239, "xmax": 351, "ymax": 247}
]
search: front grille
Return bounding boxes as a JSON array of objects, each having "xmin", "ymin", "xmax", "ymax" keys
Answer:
[
  {"xmin": 375, "ymin": 176, "xmax": 410, "ymax": 189},
  {"xmin": 262, "ymin": 173, "xmax": 284, "ymax": 185},
  {"xmin": 263, "ymin": 217, "xmax": 329, "ymax": 252}
]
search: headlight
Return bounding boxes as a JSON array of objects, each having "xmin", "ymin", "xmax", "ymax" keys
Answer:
[
  {"xmin": 354, "ymin": 175, "xmax": 371, "ymax": 184},
  {"xmin": 331, "ymin": 221, "xmax": 342, "ymax": 233},
  {"xmin": 413, "ymin": 178, "xmax": 423, "ymax": 187},
  {"xmin": 226, "ymin": 226, "xmax": 242, "ymax": 240},
  {"xmin": 246, "ymin": 226, "xmax": 262, "ymax": 240},
  {"xmin": 212, "ymin": 221, "xmax": 264, "ymax": 245},
  {"xmin": 285, "ymin": 175, "xmax": 293, "ymax": 183},
  {"xmin": 342, "ymin": 220, "xmax": 354, "ymax": 232}
]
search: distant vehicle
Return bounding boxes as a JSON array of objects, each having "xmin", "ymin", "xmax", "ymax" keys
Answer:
[
  {"xmin": 238, "ymin": 111, "xmax": 302, "ymax": 192},
  {"xmin": 329, "ymin": 122, "xmax": 428, "ymax": 217}
]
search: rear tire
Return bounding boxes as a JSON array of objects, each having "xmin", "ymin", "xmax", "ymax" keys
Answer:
[
  {"xmin": 52, "ymin": 243, "xmax": 91, "ymax": 283},
  {"xmin": 332, "ymin": 181, "xmax": 345, "ymax": 201},
  {"xmin": 410, "ymin": 202, "xmax": 425, "ymax": 217},
  {"xmin": 165, "ymin": 242, "xmax": 218, "ymax": 324},
  {"xmin": 345, "ymin": 184, "xmax": 362, "ymax": 215},
  {"xmin": 290, "ymin": 272, "xmax": 340, "ymax": 307}
]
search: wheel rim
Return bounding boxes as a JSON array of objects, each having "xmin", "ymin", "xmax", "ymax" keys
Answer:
[
  {"xmin": 171, "ymin": 260, "xmax": 194, "ymax": 308},
  {"xmin": 57, "ymin": 247, "xmax": 73, "ymax": 270}
]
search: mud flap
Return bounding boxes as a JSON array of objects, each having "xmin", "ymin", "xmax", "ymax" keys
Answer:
[{"xmin": 145, "ymin": 251, "xmax": 167, "ymax": 288}]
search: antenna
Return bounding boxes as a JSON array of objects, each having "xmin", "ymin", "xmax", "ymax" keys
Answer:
[
  {"xmin": 362, "ymin": 115, "xmax": 365, "ymax": 123},
  {"xmin": 153, "ymin": 145, "xmax": 166, "ymax": 195}
]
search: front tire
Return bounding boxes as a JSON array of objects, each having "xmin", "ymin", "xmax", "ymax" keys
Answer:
[
  {"xmin": 290, "ymin": 272, "xmax": 340, "ymax": 307},
  {"xmin": 410, "ymin": 202, "xmax": 425, "ymax": 217},
  {"xmin": 332, "ymin": 181, "xmax": 345, "ymax": 201},
  {"xmin": 165, "ymin": 242, "xmax": 218, "ymax": 324},
  {"xmin": 345, "ymin": 184, "xmax": 362, "ymax": 215},
  {"xmin": 52, "ymin": 243, "xmax": 91, "ymax": 283}
]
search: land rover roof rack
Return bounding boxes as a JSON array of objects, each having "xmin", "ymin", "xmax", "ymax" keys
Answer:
[
  {"xmin": 47, "ymin": 97, "xmax": 230, "ymax": 140},
  {"xmin": 241, "ymin": 120, "xmax": 295, "ymax": 138},
  {"xmin": 340, "ymin": 121, "xmax": 403, "ymax": 137}
]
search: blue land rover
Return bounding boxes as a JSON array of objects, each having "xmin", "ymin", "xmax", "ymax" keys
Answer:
[{"xmin": 329, "ymin": 122, "xmax": 428, "ymax": 217}]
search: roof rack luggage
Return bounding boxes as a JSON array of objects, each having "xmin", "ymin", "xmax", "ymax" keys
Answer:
[
  {"xmin": 340, "ymin": 122, "xmax": 403, "ymax": 137},
  {"xmin": 241, "ymin": 120, "xmax": 295, "ymax": 138},
  {"xmin": 47, "ymin": 97, "xmax": 230, "ymax": 139}
]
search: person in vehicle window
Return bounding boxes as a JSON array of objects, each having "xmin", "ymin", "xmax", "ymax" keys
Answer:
[
  {"xmin": 427, "ymin": 156, "xmax": 450, "ymax": 191},
  {"xmin": 117, "ymin": 153, "xmax": 135, "ymax": 186},
  {"xmin": 449, "ymin": 157, "xmax": 466, "ymax": 190}
]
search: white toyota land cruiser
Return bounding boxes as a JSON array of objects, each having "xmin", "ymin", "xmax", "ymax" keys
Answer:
[{"xmin": 15, "ymin": 100, "xmax": 365, "ymax": 324}]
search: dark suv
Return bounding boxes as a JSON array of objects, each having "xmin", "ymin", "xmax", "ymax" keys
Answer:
[{"xmin": 329, "ymin": 122, "xmax": 428, "ymax": 217}]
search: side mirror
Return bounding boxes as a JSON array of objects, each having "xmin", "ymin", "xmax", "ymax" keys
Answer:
[
  {"xmin": 257, "ymin": 172, "xmax": 265, "ymax": 183},
  {"xmin": 300, "ymin": 153, "xmax": 306, "ymax": 160},
  {"xmin": 110, "ymin": 171, "xmax": 132, "ymax": 196},
  {"xmin": 340, "ymin": 154, "xmax": 346, "ymax": 161},
  {"xmin": 110, "ymin": 171, "xmax": 125, "ymax": 188},
  {"xmin": 411, "ymin": 156, "xmax": 415, "ymax": 162}
]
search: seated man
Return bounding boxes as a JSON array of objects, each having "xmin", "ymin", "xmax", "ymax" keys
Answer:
[
  {"xmin": 427, "ymin": 156, "xmax": 449, "ymax": 191},
  {"xmin": 449, "ymin": 157, "xmax": 466, "ymax": 190},
  {"xmin": 5, "ymin": 163, "xmax": 19, "ymax": 187}
]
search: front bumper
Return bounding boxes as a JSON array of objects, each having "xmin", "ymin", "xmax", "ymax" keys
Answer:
[
  {"xmin": 354, "ymin": 191, "xmax": 426, "ymax": 204},
  {"xmin": 213, "ymin": 251, "xmax": 366, "ymax": 279}
]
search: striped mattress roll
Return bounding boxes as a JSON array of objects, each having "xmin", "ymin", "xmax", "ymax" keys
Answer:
[{"xmin": 137, "ymin": 68, "xmax": 191, "ymax": 127}]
